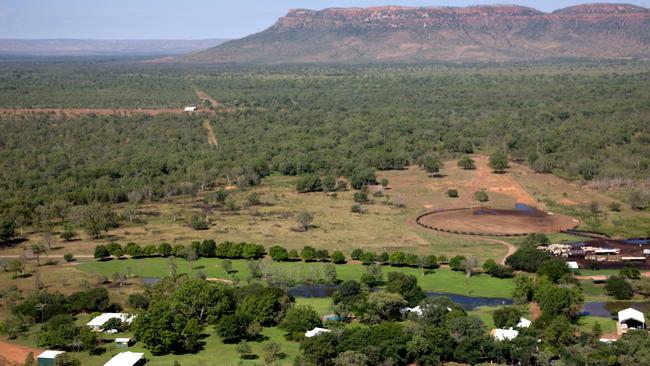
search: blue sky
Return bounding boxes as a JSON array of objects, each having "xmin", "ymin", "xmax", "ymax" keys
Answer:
[{"xmin": 0, "ymin": 0, "xmax": 647, "ymax": 39}]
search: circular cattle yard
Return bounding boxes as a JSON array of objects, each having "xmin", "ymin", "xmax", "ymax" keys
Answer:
[{"xmin": 417, "ymin": 206, "xmax": 579, "ymax": 236}]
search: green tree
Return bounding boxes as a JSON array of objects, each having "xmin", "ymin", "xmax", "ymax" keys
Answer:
[
  {"xmin": 0, "ymin": 217, "xmax": 17, "ymax": 245},
  {"xmin": 385, "ymin": 272, "xmax": 425, "ymax": 306},
  {"xmin": 7, "ymin": 259, "xmax": 25, "ymax": 278},
  {"xmin": 605, "ymin": 275, "xmax": 634, "ymax": 300},
  {"xmin": 537, "ymin": 259, "xmax": 571, "ymax": 283},
  {"xmin": 330, "ymin": 250, "xmax": 346, "ymax": 264},
  {"xmin": 489, "ymin": 150, "xmax": 509, "ymax": 173},
  {"xmin": 279, "ymin": 305, "xmax": 322, "ymax": 339},
  {"xmin": 59, "ymin": 224, "xmax": 76, "ymax": 242},
  {"xmin": 620, "ymin": 265, "xmax": 641, "ymax": 280},
  {"xmin": 457, "ymin": 156, "xmax": 476, "ymax": 170},
  {"xmin": 31, "ymin": 244, "xmax": 46, "ymax": 266},
  {"xmin": 421, "ymin": 154, "xmax": 442, "ymax": 176},
  {"xmin": 269, "ymin": 245, "xmax": 289, "ymax": 261},
  {"xmin": 216, "ymin": 314, "xmax": 250, "ymax": 343},
  {"xmin": 300, "ymin": 246, "xmax": 317, "ymax": 261},
  {"xmin": 263, "ymin": 342, "xmax": 281, "ymax": 366},
  {"xmin": 365, "ymin": 291, "xmax": 407, "ymax": 322},
  {"xmin": 449, "ymin": 255, "xmax": 466, "ymax": 271},
  {"xmin": 350, "ymin": 249, "xmax": 363, "ymax": 260},
  {"xmin": 493, "ymin": 307, "xmax": 522, "ymax": 328}
]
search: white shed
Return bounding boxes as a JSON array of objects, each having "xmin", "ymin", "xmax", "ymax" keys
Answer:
[
  {"xmin": 104, "ymin": 351, "xmax": 145, "ymax": 366},
  {"xmin": 304, "ymin": 327, "xmax": 332, "ymax": 338},
  {"xmin": 115, "ymin": 338, "xmax": 131, "ymax": 347},
  {"xmin": 618, "ymin": 308, "xmax": 645, "ymax": 333},
  {"xmin": 184, "ymin": 106, "xmax": 197, "ymax": 112},
  {"xmin": 37, "ymin": 350, "xmax": 65, "ymax": 366},
  {"xmin": 566, "ymin": 261, "xmax": 579, "ymax": 270},
  {"xmin": 491, "ymin": 328, "xmax": 519, "ymax": 341},
  {"xmin": 86, "ymin": 313, "xmax": 135, "ymax": 332}
]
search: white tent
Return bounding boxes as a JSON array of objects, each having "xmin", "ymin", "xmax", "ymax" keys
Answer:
[
  {"xmin": 492, "ymin": 328, "xmax": 519, "ymax": 341},
  {"xmin": 86, "ymin": 313, "xmax": 135, "ymax": 331},
  {"xmin": 566, "ymin": 261, "xmax": 579, "ymax": 269},
  {"xmin": 516, "ymin": 317, "xmax": 532, "ymax": 328},
  {"xmin": 304, "ymin": 327, "xmax": 332, "ymax": 338},
  {"xmin": 104, "ymin": 352, "xmax": 144, "ymax": 366}
]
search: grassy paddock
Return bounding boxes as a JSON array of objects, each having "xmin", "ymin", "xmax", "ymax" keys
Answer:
[{"xmin": 75, "ymin": 257, "xmax": 514, "ymax": 298}]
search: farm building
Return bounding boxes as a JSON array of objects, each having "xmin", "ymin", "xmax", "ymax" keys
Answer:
[
  {"xmin": 86, "ymin": 313, "xmax": 135, "ymax": 331},
  {"xmin": 491, "ymin": 328, "xmax": 519, "ymax": 341},
  {"xmin": 566, "ymin": 261, "xmax": 579, "ymax": 270},
  {"xmin": 37, "ymin": 350, "xmax": 65, "ymax": 366},
  {"xmin": 104, "ymin": 351, "xmax": 145, "ymax": 366},
  {"xmin": 305, "ymin": 327, "xmax": 332, "ymax": 338},
  {"xmin": 617, "ymin": 308, "xmax": 645, "ymax": 335},
  {"xmin": 115, "ymin": 338, "xmax": 132, "ymax": 347}
]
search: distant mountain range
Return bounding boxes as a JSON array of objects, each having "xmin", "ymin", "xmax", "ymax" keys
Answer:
[
  {"xmin": 0, "ymin": 39, "xmax": 229, "ymax": 56},
  {"xmin": 186, "ymin": 3, "xmax": 650, "ymax": 63}
]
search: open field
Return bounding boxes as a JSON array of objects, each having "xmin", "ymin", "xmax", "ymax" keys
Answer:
[{"xmin": 75, "ymin": 257, "xmax": 514, "ymax": 298}]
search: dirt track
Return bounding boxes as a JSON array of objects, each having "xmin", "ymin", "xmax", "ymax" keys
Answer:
[
  {"xmin": 469, "ymin": 155, "xmax": 537, "ymax": 206},
  {"xmin": 0, "ymin": 339, "xmax": 41, "ymax": 365},
  {"xmin": 203, "ymin": 120, "xmax": 218, "ymax": 146},
  {"xmin": 0, "ymin": 108, "xmax": 191, "ymax": 116}
]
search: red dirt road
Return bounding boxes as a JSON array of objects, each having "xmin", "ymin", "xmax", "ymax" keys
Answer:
[
  {"xmin": 0, "ymin": 339, "xmax": 41, "ymax": 365},
  {"xmin": 0, "ymin": 108, "xmax": 214, "ymax": 117}
]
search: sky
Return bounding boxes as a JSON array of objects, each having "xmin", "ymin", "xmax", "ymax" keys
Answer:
[{"xmin": 0, "ymin": 0, "xmax": 647, "ymax": 40}]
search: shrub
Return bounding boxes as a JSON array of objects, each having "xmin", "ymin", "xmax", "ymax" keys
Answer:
[
  {"xmin": 350, "ymin": 249, "xmax": 364, "ymax": 260},
  {"xmin": 537, "ymin": 259, "xmax": 571, "ymax": 283},
  {"xmin": 158, "ymin": 243, "xmax": 172, "ymax": 257},
  {"xmin": 330, "ymin": 251, "xmax": 346, "ymax": 264},
  {"xmin": 447, "ymin": 189, "xmax": 459, "ymax": 198},
  {"xmin": 483, "ymin": 259, "xmax": 514, "ymax": 278},
  {"xmin": 353, "ymin": 186, "xmax": 370, "ymax": 203},
  {"xmin": 350, "ymin": 204, "xmax": 367, "ymax": 214},
  {"xmin": 296, "ymin": 175, "xmax": 322, "ymax": 193},
  {"xmin": 124, "ymin": 242, "xmax": 142, "ymax": 257},
  {"xmin": 359, "ymin": 251, "xmax": 376, "ymax": 265},
  {"xmin": 315, "ymin": 249, "xmax": 329, "ymax": 262},
  {"xmin": 301, "ymin": 246, "xmax": 317, "ymax": 262},
  {"xmin": 63, "ymin": 253, "xmax": 74, "ymax": 263},
  {"xmin": 269, "ymin": 246, "xmax": 289, "ymax": 261},
  {"xmin": 189, "ymin": 214, "xmax": 209, "ymax": 230},
  {"xmin": 94, "ymin": 245, "xmax": 110, "ymax": 260},
  {"xmin": 473, "ymin": 190, "xmax": 489, "ymax": 203}
]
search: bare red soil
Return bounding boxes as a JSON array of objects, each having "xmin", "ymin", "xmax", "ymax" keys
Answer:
[{"xmin": 0, "ymin": 339, "xmax": 41, "ymax": 366}]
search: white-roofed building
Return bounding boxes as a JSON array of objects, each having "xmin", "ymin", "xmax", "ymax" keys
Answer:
[
  {"xmin": 491, "ymin": 328, "xmax": 519, "ymax": 341},
  {"xmin": 304, "ymin": 327, "xmax": 332, "ymax": 338},
  {"xmin": 37, "ymin": 350, "xmax": 65, "ymax": 366},
  {"xmin": 400, "ymin": 305, "xmax": 424, "ymax": 316},
  {"xmin": 617, "ymin": 308, "xmax": 646, "ymax": 335},
  {"xmin": 115, "ymin": 338, "xmax": 132, "ymax": 347},
  {"xmin": 86, "ymin": 313, "xmax": 135, "ymax": 332},
  {"xmin": 104, "ymin": 351, "xmax": 145, "ymax": 366},
  {"xmin": 566, "ymin": 261, "xmax": 579, "ymax": 270},
  {"xmin": 516, "ymin": 317, "xmax": 532, "ymax": 328},
  {"xmin": 184, "ymin": 106, "xmax": 197, "ymax": 112}
]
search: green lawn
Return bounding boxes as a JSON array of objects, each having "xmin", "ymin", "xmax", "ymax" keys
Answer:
[
  {"xmin": 67, "ymin": 327, "xmax": 300, "ymax": 366},
  {"xmin": 294, "ymin": 297, "xmax": 333, "ymax": 316},
  {"xmin": 76, "ymin": 258, "xmax": 514, "ymax": 298},
  {"xmin": 577, "ymin": 316, "xmax": 617, "ymax": 335}
]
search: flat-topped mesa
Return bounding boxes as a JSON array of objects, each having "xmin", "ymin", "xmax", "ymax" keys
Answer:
[
  {"xmin": 187, "ymin": 3, "xmax": 650, "ymax": 64},
  {"xmin": 276, "ymin": 5, "xmax": 546, "ymax": 29},
  {"xmin": 553, "ymin": 3, "xmax": 650, "ymax": 15}
]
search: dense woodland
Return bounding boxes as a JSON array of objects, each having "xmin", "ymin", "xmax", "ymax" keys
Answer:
[{"xmin": 0, "ymin": 60, "xmax": 649, "ymax": 233}]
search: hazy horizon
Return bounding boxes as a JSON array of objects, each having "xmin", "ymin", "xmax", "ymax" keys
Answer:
[{"xmin": 0, "ymin": 0, "xmax": 647, "ymax": 40}]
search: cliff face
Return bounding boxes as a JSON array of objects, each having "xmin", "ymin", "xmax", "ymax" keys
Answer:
[{"xmin": 188, "ymin": 4, "xmax": 650, "ymax": 63}]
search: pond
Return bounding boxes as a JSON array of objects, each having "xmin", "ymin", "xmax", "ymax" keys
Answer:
[
  {"xmin": 425, "ymin": 292, "xmax": 512, "ymax": 310},
  {"xmin": 581, "ymin": 301, "xmax": 650, "ymax": 317},
  {"xmin": 287, "ymin": 285, "xmax": 513, "ymax": 310}
]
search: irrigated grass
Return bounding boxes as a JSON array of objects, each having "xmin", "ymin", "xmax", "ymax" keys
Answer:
[{"xmin": 76, "ymin": 258, "xmax": 514, "ymax": 298}]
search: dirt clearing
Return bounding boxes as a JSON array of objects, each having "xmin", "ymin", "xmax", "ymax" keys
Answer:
[{"xmin": 0, "ymin": 339, "xmax": 41, "ymax": 365}]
